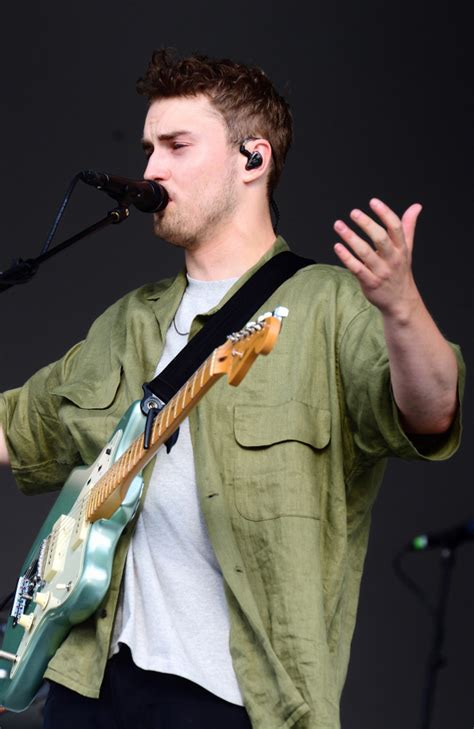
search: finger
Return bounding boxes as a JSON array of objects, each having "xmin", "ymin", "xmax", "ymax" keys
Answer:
[
  {"xmin": 401, "ymin": 203, "xmax": 422, "ymax": 252},
  {"xmin": 333, "ymin": 242, "xmax": 379, "ymax": 288},
  {"xmin": 333, "ymin": 219, "xmax": 386, "ymax": 273},
  {"xmin": 349, "ymin": 207, "xmax": 400, "ymax": 253},
  {"xmin": 368, "ymin": 198, "xmax": 406, "ymax": 248}
]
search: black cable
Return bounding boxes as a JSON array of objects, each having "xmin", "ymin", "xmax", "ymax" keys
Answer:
[
  {"xmin": 40, "ymin": 173, "xmax": 82, "ymax": 255},
  {"xmin": 270, "ymin": 194, "xmax": 280, "ymax": 233},
  {"xmin": 0, "ymin": 179, "xmax": 130, "ymax": 294}
]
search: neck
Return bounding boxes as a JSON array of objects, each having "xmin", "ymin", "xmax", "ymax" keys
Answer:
[{"xmin": 184, "ymin": 210, "xmax": 276, "ymax": 281}]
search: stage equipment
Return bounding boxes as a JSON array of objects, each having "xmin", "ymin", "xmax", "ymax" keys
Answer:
[{"xmin": 394, "ymin": 518, "xmax": 473, "ymax": 729}]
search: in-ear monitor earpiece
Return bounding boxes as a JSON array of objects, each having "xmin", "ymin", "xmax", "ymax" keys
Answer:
[{"xmin": 239, "ymin": 140, "xmax": 263, "ymax": 170}]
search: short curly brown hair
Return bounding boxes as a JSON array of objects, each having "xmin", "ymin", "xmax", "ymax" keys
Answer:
[{"xmin": 137, "ymin": 49, "xmax": 293, "ymax": 194}]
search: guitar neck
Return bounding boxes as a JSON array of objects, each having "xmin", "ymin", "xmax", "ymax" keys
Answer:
[
  {"xmin": 86, "ymin": 349, "xmax": 223, "ymax": 522},
  {"xmin": 84, "ymin": 310, "xmax": 286, "ymax": 522}
]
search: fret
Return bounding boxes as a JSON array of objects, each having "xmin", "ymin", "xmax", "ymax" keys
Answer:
[
  {"xmin": 182, "ymin": 385, "xmax": 188, "ymax": 409},
  {"xmin": 203, "ymin": 358, "xmax": 210, "ymax": 385},
  {"xmin": 123, "ymin": 441, "xmax": 136, "ymax": 475},
  {"xmin": 107, "ymin": 466, "xmax": 119, "ymax": 496},
  {"xmin": 92, "ymin": 490, "xmax": 99, "ymax": 512},
  {"xmin": 191, "ymin": 370, "xmax": 198, "ymax": 398},
  {"xmin": 199, "ymin": 361, "xmax": 206, "ymax": 388},
  {"xmin": 112, "ymin": 456, "xmax": 122, "ymax": 485},
  {"xmin": 114, "ymin": 455, "xmax": 126, "ymax": 486},
  {"xmin": 106, "ymin": 464, "xmax": 116, "ymax": 486},
  {"xmin": 123, "ymin": 441, "xmax": 137, "ymax": 477},
  {"xmin": 128, "ymin": 442, "xmax": 139, "ymax": 471},
  {"xmin": 99, "ymin": 477, "xmax": 109, "ymax": 503},
  {"xmin": 153, "ymin": 415, "xmax": 162, "ymax": 444},
  {"xmin": 95, "ymin": 484, "xmax": 103, "ymax": 504},
  {"xmin": 210, "ymin": 349, "xmax": 216, "ymax": 376},
  {"xmin": 106, "ymin": 469, "xmax": 116, "ymax": 494},
  {"xmin": 172, "ymin": 394, "xmax": 179, "ymax": 419}
]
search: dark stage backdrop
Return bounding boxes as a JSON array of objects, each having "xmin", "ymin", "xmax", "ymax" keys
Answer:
[{"xmin": 0, "ymin": 3, "xmax": 472, "ymax": 728}]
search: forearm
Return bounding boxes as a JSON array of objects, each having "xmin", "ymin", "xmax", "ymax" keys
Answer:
[
  {"xmin": 383, "ymin": 292, "xmax": 459, "ymax": 434},
  {"xmin": 0, "ymin": 425, "xmax": 10, "ymax": 466}
]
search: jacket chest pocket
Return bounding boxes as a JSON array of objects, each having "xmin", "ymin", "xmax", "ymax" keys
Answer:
[
  {"xmin": 232, "ymin": 400, "xmax": 331, "ymax": 521},
  {"xmin": 49, "ymin": 367, "xmax": 124, "ymax": 462}
]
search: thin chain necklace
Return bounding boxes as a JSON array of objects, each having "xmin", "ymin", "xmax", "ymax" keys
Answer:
[{"xmin": 172, "ymin": 312, "xmax": 189, "ymax": 336}]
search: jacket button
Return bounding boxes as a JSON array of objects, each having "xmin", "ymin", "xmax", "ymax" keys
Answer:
[{"xmin": 100, "ymin": 608, "xmax": 107, "ymax": 619}]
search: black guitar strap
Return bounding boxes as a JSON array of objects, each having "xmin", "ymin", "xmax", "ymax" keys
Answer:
[{"xmin": 140, "ymin": 250, "xmax": 315, "ymax": 449}]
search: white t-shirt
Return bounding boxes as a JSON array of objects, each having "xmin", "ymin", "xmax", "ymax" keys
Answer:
[{"xmin": 110, "ymin": 273, "xmax": 244, "ymax": 705}]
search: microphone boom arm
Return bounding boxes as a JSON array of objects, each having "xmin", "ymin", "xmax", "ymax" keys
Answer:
[{"xmin": 0, "ymin": 206, "xmax": 129, "ymax": 294}]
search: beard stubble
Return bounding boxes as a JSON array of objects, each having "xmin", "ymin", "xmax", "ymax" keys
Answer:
[{"xmin": 153, "ymin": 162, "xmax": 239, "ymax": 250}]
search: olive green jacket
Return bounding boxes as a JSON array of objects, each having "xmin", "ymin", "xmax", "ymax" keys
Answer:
[{"xmin": 0, "ymin": 238, "xmax": 464, "ymax": 728}]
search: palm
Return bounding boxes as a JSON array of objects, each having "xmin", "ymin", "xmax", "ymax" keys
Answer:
[{"xmin": 333, "ymin": 198, "xmax": 422, "ymax": 316}]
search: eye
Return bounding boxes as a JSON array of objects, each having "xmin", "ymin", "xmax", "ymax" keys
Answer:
[{"xmin": 172, "ymin": 142, "xmax": 187, "ymax": 150}]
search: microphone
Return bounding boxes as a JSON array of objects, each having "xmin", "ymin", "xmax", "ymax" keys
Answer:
[
  {"xmin": 80, "ymin": 170, "xmax": 169, "ymax": 213},
  {"xmin": 408, "ymin": 519, "xmax": 474, "ymax": 551}
]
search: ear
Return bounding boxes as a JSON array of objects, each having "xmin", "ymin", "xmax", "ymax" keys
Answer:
[{"xmin": 240, "ymin": 138, "xmax": 273, "ymax": 183}]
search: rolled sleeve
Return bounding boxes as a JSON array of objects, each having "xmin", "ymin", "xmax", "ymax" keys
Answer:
[
  {"xmin": 385, "ymin": 341, "xmax": 464, "ymax": 461},
  {"xmin": 0, "ymin": 346, "xmax": 84, "ymax": 495},
  {"xmin": 339, "ymin": 303, "xmax": 465, "ymax": 463}
]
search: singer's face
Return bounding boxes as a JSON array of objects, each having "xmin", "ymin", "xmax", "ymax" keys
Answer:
[{"xmin": 142, "ymin": 95, "xmax": 239, "ymax": 248}]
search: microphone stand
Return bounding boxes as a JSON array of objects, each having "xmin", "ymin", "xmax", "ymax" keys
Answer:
[
  {"xmin": 420, "ymin": 546, "xmax": 456, "ymax": 729},
  {"xmin": 0, "ymin": 205, "xmax": 129, "ymax": 294}
]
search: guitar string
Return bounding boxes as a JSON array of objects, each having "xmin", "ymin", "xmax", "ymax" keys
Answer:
[
  {"xmin": 46, "ymin": 352, "xmax": 216, "ymax": 546},
  {"xmin": 45, "ymin": 326, "xmax": 259, "ymax": 549},
  {"xmin": 70, "ymin": 358, "xmax": 206, "ymax": 520},
  {"xmin": 44, "ymin": 343, "xmax": 230, "ymax": 548},
  {"xmin": 48, "ymin": 405, "xmax": 161, "ymax": 535}
]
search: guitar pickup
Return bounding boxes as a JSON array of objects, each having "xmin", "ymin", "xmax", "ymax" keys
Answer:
[
  {"xmin": 71, "ymin": 496, "xmax": 89, "ymax": 550},
  {"xmin": 43, "ymin": 514, "xmax": 76, "ymax": 582}
]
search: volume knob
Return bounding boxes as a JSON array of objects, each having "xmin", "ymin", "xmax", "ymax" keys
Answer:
[
  {"xmin": 17, "ymin": 613, "xmax": 35, "ymax": 631},
  {"xmin": 33, "ymin": 591, "xmax": 51, "ymax": 609}
]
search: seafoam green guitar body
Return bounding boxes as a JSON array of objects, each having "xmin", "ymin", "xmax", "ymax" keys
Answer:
[{"xmin": 0, "ymin": 400, "xmax": 146, "ymax": 711}]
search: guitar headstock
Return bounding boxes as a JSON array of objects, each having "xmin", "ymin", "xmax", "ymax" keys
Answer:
[{"xmin": 213, "ymin": 306, "xmax": 288, "ymax": 385}]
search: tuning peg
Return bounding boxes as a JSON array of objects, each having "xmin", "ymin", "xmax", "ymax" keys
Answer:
[{"xmin": 273, "ymin": 306, "xmax": 289, "ymax": 320}]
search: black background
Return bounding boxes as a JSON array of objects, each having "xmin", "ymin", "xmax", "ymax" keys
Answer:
[{"xmin": 0, "ymin": 2, "xmax": 472, "ymax": 727}]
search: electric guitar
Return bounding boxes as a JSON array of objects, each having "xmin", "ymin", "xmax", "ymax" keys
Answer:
[{"xmin": 0, "ymin": 307, "xmax": 288, "ymax": 712}]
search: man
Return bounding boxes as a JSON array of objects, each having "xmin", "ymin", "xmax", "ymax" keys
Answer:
[{"xmin": 0, "ymin": 49, "xmax": 464, "ymax": 729}]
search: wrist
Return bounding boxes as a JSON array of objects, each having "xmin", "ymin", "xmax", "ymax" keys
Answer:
[{"xmin": 381, "ymin": 282, "xmax": 425, "ymax": 326}]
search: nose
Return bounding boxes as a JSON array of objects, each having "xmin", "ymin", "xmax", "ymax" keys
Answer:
[{"xmin": 143, "ymin": 151, "xmax": 171, "ymax": 182}]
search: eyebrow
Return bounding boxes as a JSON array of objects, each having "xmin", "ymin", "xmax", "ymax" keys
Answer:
[{"xmin": 141, "ymin": 130, "xmax": 195, "ymax": 149}]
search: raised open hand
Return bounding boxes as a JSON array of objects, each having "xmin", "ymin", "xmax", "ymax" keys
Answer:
[{"xmin": 333, "ymin": 198, "xmax": 423, "ymax": 318}]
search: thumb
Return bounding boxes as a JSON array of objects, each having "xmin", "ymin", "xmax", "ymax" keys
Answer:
[{"xmin": 401, "ymin": 203, "xmax": 423, "ymax": 251}]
